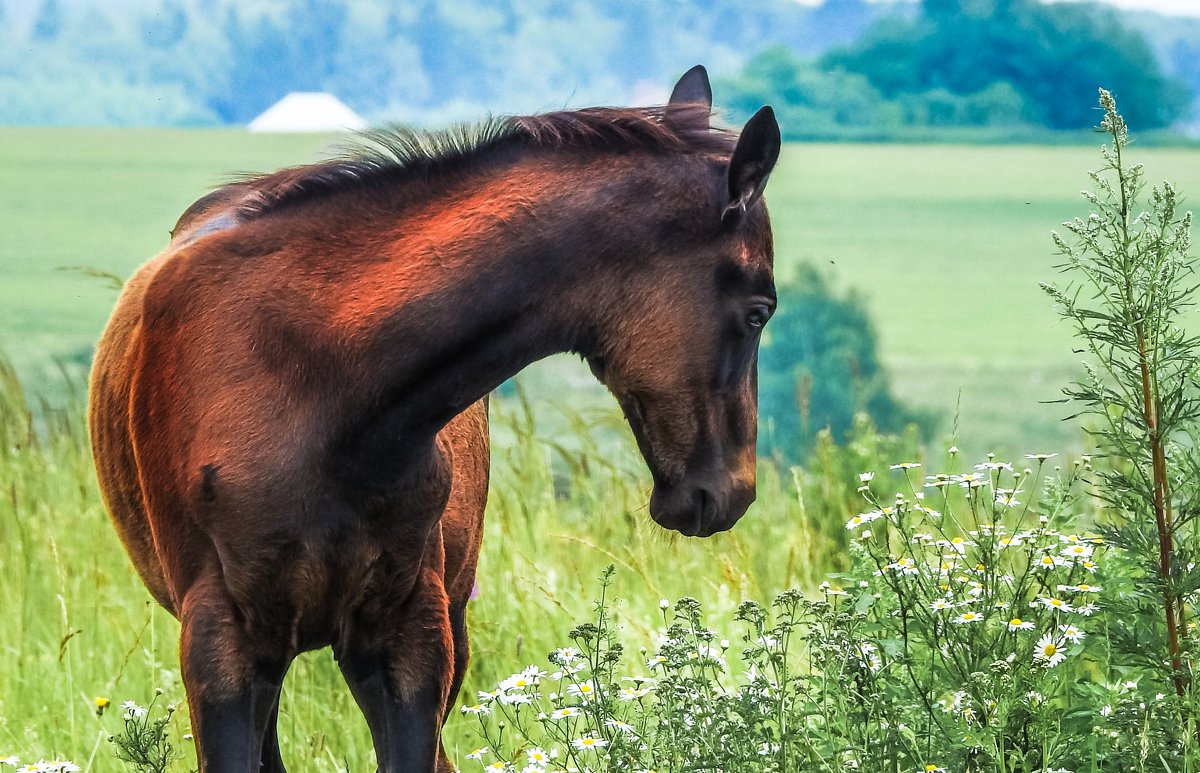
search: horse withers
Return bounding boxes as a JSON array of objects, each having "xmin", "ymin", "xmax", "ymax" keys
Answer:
[{"xmin": 88, "ymin": 65, "xmax": 780, "ymax": 771}]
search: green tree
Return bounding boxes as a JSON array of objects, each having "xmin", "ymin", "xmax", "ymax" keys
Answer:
[
  {"xmin": 758, "ymin": 265, "xmax": 927, "ymax": 459},
  {"xmin": 823, "ymin": 0, "xmax": 1187, "ymax": 130},
  {"xmin": 718, "ymin": 46, "xmax": 888, "ymax": 135}
]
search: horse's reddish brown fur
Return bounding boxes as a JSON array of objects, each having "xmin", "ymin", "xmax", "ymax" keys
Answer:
[{"xmin": 90, "ymin": 71, "xmax": 779, "ymax": 771}]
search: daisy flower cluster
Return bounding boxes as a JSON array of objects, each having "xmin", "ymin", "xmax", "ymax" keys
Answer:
[
  {"xmin": 462, "ymin": 648, "xmax": 631, "ymax": 773},
  {"xmin": 460, "ymin": 569, "xmax": 815, "ymax": 772},
  {"xmin": 461, "ymin": 448, "xmax": 1190, "ymax": 771},
  {"xmin": 460, "ymin": 567, "xmax": 658, "ymax": 772},
  {"xmin": 823, "ymin": 451, "xmax": 1127, "ymax": 767},
  {"xmin": 0, "ymin": 759, "xmax": 80, "ymax": 772},
  {"xmin": 0, "ymin": 693, "xmax": 178, "ymax": 773},
  {"xmin": 109, "ymin": 692, "xmax": 179, "ymax": 773},
  {"xmin": 846, "ymin": 453, "xmax": 1110, "ymax": 669}
]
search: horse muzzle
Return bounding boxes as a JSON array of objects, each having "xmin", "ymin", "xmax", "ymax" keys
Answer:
[{"xmin": 649, "ymin": 480, "xmax": 756, "ymax": 537}]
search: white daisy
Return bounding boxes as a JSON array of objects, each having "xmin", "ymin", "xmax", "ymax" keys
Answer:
[
  {"xmin": 1034, "ymin": 634, "xmax": 1067, "ymax": 667},
  {"xmin": 525, "ymin": 748, "xmax": 555, "ymax": 765},
  {"xmin": 1059, "ymin": 624, "xmax": 1086, "ymax": 643},
  {"xmin": 572, "ymin": 736, "xmax": 608, "ymax": 751},
  {"xmin": 605, "ymin": 719, "xmax": 637, "ymax": 734},
  {"xmin": 1037, "ymin": 596, "xmax": 1073, "ymax": 613},
  {"xmin": 1061, "ymin": 543, "xmax": 1094, "ymax": 560},
  {"xmin": 121, "ymin": 701, "xmax": 148, "ymax": 718}
]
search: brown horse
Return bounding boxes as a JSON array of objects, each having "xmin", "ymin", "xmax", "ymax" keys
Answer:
[{"xmin": 88, "ymin": 65, "xmax": 779, "ymax": 772}]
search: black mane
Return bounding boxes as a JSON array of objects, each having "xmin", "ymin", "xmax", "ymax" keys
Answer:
[{"xmin": 235, "ymin": 104, "xmax": 734, "ymax": 219}]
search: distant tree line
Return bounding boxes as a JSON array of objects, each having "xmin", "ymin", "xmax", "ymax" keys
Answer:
[
  {"xmin": 0, "ymin": 0, "xmax": 1193, "ymax": 133},
  {"xmin": 0, "ymin": 0, "xmax": 881, "ymax": 127},
  {"xmin": 719, "ymin": 0, "xmax": 1192, "ymax": 138}
]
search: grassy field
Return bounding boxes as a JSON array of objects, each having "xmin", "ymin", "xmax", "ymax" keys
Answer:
[{"xmin": 4, "ymin": 128, "xmax": 1200, "ymax": 455}]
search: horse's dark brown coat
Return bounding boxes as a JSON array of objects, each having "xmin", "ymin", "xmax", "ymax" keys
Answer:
[{"xmin": 89, "ymin": 67, "xmax": 779, "ymax": 772}]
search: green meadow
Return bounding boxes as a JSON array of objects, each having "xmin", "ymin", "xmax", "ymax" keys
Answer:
[{"xmin": 2, "ymin": 127, "xmax": 1199, "ymax": 768}]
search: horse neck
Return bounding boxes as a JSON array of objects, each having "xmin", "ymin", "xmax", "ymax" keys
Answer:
[{"xmin": 326, "ymin": 153, "xmax": 699, "ymax": 465}]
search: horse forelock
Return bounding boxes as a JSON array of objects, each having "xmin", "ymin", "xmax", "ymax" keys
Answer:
[{"xmin": 230, "ymin": 104, "xmax": 736, "ymax": 220}]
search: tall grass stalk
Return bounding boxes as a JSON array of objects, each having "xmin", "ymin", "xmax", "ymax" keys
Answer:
[{"xmin": 1043, "ymin": 88, "xmax": 1198, "ymax": 750}]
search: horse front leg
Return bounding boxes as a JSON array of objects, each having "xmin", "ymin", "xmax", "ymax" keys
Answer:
[
  {"xmin": 260, "ymin": 694, "xmax": 287, "ymax": 773},
  {"xmin": 179, "ymin": 575, "xmax": 290, "ymax": 772},
  {"xmin": 436, "ymin": 600, "xmax": 471, "ymax": 773},
  {"xmin": 337, "ymin": 565, "xmax": 454, "ymax": 773}
]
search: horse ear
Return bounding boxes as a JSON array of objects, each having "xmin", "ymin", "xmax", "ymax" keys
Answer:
[
  {"xmin": 669, "ymin": 65, "xmax": 712, "ymax": 109},
  {"xmin": 667, "ymin": 65, "xmax": 712, "ymax": 129},
  {"xmin": 725, "ymin": 106, "xmax": 781, "ymax": 220}
]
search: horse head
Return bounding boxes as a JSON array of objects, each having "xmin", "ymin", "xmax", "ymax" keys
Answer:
[{"xmin": 587, "ymin": 66, "xmax": 780, "ymax": 537}]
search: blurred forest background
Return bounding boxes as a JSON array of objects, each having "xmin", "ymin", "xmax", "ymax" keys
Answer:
[{"xmin": 2, "ymin": 0, "xmax": 1198, "ymax": 138}]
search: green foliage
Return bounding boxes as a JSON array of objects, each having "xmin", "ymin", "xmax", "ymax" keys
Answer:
[
  {"xmin": 110, "ymin": 696, "xmax": 177, "ymax": 773},
  {"xmin": 461, "ymin": 453, "xmax": 1179, "ymax": 771},
  {"xmin": 2, "ymin": 0, "xmax": 1194, "ymax": 135},
  {"xmin": 0, "ymin": 0, "xmax": 839, "ymax": 128},
  {"xmin": 719, "ymin": 45, "xmax": 1038, "ymax": 139},
  {"xmin": 822, "ymin": 0, "xmax": 1187, "ymax": 131},
  {"xmin": 758, "ymin": 264, "xmax": 930, "ymax": 459},
  {"xmin": 719, "ymin": 1, "xmax": 1191, "ymax": 138},
  {"xmin": 719, "ymin": 47, "xmax": 893, "ymax": 136},
  {"xmin": 1042, "ymin": 88, "xmax": 1200, "ymax": 741}
]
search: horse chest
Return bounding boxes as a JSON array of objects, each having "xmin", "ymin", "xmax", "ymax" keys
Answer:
[{"xmin": 214, "ymin": 489, "xmax": 448, "ymax": 653}]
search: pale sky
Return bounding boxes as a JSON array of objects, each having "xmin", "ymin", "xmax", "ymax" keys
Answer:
[{"xmin": 795, "ymin": 0, "xmax": 1200, "ymax": 17}]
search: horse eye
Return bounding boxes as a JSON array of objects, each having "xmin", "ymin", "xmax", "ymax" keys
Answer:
[{"xmin": 746, "ymin": 305, "xmax": 771, "ymax": 329}]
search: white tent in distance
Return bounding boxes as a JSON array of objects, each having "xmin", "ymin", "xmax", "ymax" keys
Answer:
[{"xmin": 248, "ymin": 93, "xmax": 367, "ymax": 133}]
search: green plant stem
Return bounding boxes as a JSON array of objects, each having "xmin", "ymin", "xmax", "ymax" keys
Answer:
[
  {"xmin": 1113, "ymin": 119, "xmax": 1187, "ymax": 697},
  {"xmin": 1138, "ymin": 325, "xmax": 1186, "ymax": 697}
]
